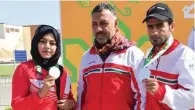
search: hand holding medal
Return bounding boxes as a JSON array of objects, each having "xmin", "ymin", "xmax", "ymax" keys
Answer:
[
  {"xmin": 138, "ymin": 68, "xmax": 159, "ymax": 95},
  {"xmin": 38, "ymin": 66, "xmax": 60, "ymax": 98}
]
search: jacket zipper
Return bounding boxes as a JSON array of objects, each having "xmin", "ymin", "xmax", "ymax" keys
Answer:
[
  {"xmin": 100, "ymin": 62, "xmax": 105, "ymax": 110},
  {"xmin": 151, "ymin": 57, "xmax": 160, "ymax": 110},
  {"xmin": 99, "ymin": 52, "xmax": 113, "ymax": 110},
  {"xmin": 155, "ymin": 58, "xmax": 160, "ymax": 78}
]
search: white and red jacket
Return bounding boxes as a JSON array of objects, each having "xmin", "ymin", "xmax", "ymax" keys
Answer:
[
  {"xmin": 77, "ymin": 46, "xmax": 144, "ymax": 110},
  {"xmin": 132, "ymin": 40, "xmax": 195, "ymax": 110},
  {"xmin": 11, "ymin": 60, "xmax": 75, "ymax": 110}
]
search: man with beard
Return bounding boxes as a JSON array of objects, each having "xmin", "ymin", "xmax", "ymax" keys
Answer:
[
  {"xmin": 133, "ymin": 3, "xmax": 195, "ymax": 110},
  {"xmin": 77, "ymin": 2, "xmax": 144, "ymax": 110}
]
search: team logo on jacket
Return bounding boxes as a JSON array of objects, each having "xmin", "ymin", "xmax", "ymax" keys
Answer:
[{"xmin": 89, "ymin": 61, "xmax": 96, "ymax": 65}]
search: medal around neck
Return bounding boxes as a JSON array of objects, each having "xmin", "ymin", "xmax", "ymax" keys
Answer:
[
  {"xmin": 138, "ymin": 68, "xmax": 151, "ymax": 82},
  {"xmin": 49, "ymin": 66, "xmax": 60, "ymax": 79}
]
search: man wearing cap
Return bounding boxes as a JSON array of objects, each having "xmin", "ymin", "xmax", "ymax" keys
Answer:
[{"xmin": 132, "ymin": 3, "xmax": 195, "ymax": 110}]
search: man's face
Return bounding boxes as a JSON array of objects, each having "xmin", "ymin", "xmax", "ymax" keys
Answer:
[
  {"xmin": 146, "ymin": 18, "xmax": 174, "ymax": 47},
  {"xmin": 92, "ymin": 9, "xmax": 117, "ymax": 45}
]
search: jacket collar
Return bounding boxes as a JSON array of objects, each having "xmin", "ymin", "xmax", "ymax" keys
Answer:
[
  {"xmin": 89, "ymin": 46, "xmax": 129, "ymax": 55},
  {"xmin": 153, "ymin": 39, "xmax": 180, "ymax": 57}
]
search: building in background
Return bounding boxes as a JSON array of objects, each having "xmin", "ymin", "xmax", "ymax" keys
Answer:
[{"xmin": 0, "ymin": 23, "xmax": 24, "ymax": 62}]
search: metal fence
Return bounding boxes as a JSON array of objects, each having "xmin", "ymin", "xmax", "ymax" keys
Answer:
[{"xmin": 0, "ymin": 76, "xmax": 12, "ymax": 106}]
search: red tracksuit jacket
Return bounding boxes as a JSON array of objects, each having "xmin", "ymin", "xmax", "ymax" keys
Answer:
[{"xmin": 11, "ymin": 60, "xmax": 75, "ymax": 110}]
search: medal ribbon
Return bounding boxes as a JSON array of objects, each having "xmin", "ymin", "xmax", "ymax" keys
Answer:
[{"xmin": 144, "ymin": 35, "xmax": 174, "ymax": 68}]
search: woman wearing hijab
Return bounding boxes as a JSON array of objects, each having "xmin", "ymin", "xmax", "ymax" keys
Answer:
[{"xmin": 11, "ymin": 25, "xmax": 75, "ymax": 110}]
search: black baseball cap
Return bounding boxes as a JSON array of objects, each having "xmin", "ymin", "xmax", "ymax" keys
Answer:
[{"xmin": 142, "ymin": 3, "xmax": 173, "ymax": 23}]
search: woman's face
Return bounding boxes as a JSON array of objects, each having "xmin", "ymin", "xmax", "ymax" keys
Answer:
[{"xmin": 38, "ymin": 33, "xmax": 57, "ymax": 59}]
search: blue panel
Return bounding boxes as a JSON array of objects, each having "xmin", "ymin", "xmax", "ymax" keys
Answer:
[{"xmin": 14, "ymin": 50, "xmax": 27, "ymax": 62}]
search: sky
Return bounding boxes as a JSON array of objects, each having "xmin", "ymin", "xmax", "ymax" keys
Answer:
[{"xmin": 0, "ymin": 0, "xmax": 61, "ymax": 29}]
